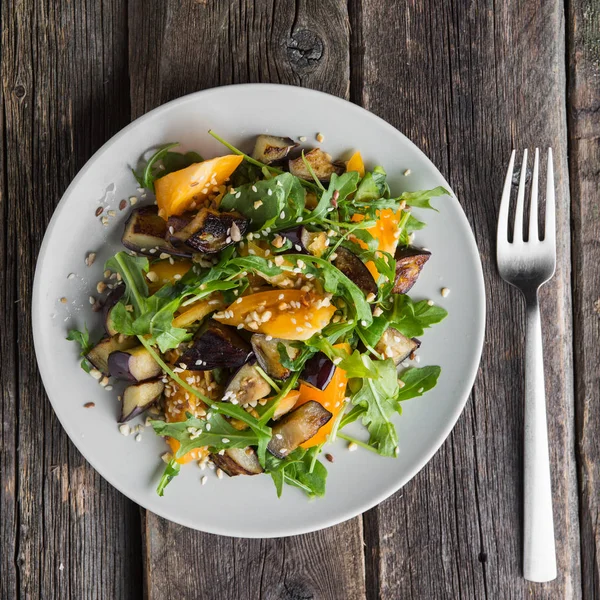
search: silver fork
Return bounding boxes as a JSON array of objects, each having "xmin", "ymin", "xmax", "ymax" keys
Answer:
[{"xmin": 497, "ymin": 148, "xmax": 557, "ymax": 582}]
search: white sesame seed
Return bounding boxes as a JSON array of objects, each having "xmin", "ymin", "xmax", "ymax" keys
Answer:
[
  {"xmin": 119, "ymin": 424, "xmax": 131, "ymax": 436},
  {"xmin": 373, "ymin": 307, "xmax": 383, "ymax": 317},
  {"xmin": 85, "ymin": 252, "xmax": 96, "ymax": 266},
  {"xmin": 361, "ymin": 320, "xmax": 368, "ymax": 327},
  {"xmin": 67, "ymin": 273, "xmax": 75, "ymax": 280},
  {"xmin": 221, "ymin": 438, "xmax": 230, "ymax": 443},
  {"xmin": 441, "ymin": 287, "xmax": 450, "ymax": 297},
  {"xmin": 201, "ymin": 475, "xmax": 208, "ymax": 485},
  {"xmin": 296, "ymin": 217, "xmax": 303, "ymax": 223},
  {"xmin": 404, "ymin": 169, "xmax": 411, "ymax": 176},
  {"xmin": 135, "ymin": 433, "xmax": 142, "ymax": 442},
  {"xmin": 316, "ymin": 132, "xmax": 325, "ymax": 143},
  {"xmin": 88, "ymin": 296, "xmax": 95, "ymax": 305},
  {"xmin": 216, "ymin": 468, "xmax": 224, "ymax": 479},
  {"xmin": 299, "ymin": 136, "xmax": 307, "ymax": 142},
  {"xmin": 427, "ymin": 299, "xmax": 434, "ymax": 306},
  {"xmin": 89, "ymin": 369, "xmax": 102, "ymax": 380},
  {"xmin": 348, "ymin": 442, "xmax": 358, "ymax": 452},
  {"xmin": 105, "ymin": 385, "xmax": 113, "ymax": 391},
  {"xmin": 332, "ymin": 357, "xmax": 342, "ymax": 365}
]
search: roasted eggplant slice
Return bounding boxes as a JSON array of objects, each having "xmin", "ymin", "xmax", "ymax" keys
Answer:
[
  {"xmin": 300, "ymin": 352, "xmax": 335, "ymax": 390},
  {"xmin": 252, "ymin": 134, "xmax": 298, "ymax": 164},
  {"xmin": 180, "ymin": 320, "xmax": 251, "ymax": 370},
  {"xmin": 169, "ymin": 207, "xmax": 248, "ymax": 254},
  {"xmin": 268, "ymin": 401, "xmax": 332, "ymax": 458},
  {"xmin": 122, "ymin": 205, "xmax": 191, "ymax": 258},
  {"xmin": 392, "ymin": 246, "xmax": 431, "ymax": 294},
  {"xmin": 86, "ymin": 336, "xmax": 138, "ymax": 376},
  {"xmin": 375, "ymin": 327, "xmax": 421, "ymax": 365},
  {"xmin": 333, "ymin": 247, "xmax": 377, "ymax": 296},
  {"xmin": 251, "ymin": 334, "xmax": 299, "ymax": 380},
  {"xmin": 288, "ymin": 148, "xmax": 345, "ymax": 182},
  {"xmin": 210, "ymin": 447, "xmax": 263, "ymax": 476},
  {"xmin": 120, "ymin": 379, "xmax": 164, "ymax": 422},
  {"xmin": 223, "ymin": 361, "xmax": 271, "ymax": 407},
  {"xmin": 107, "ymin": 346, "xmax": 162, "ymax": 382},
  {"xmin": 103, "ymin": 285, "xmax": 125, "ymax": 336}
]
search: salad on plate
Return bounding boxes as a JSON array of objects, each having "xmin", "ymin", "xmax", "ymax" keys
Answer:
[{"xmin": 68, "ymin": 131, "xmax": 449, "ymax": 498}]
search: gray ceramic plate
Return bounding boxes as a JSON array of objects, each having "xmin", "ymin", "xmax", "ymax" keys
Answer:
[{"xmin": 32, "ymin": 84, "xmax": 485, "ymax": 537}]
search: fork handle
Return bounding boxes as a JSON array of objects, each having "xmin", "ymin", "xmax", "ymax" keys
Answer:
[{"xmin": 523, "ymin": 296, "xmax": 557, "ymax": 582}]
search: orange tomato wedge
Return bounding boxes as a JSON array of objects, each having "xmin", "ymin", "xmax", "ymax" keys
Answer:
[
  {"xmin": 346, "ymin": 151, "xmax": 365, "ymax": 177},
  {"xmin": 272, "ymin": 390, "xmax": 301, "ymax": 420},
  {"xmin": 213, "ymin": 290, "xmax": 336, "ymax": 340},
  {"xmin": 294, "ymin": 343, "xmax": 350, "ymax": 447},
  {"xmin": 352, "ymin": 209, "xmax": 402, "ymax": 280},
  {"xmin": 172, "ymin": 294, "xmax": 225, "ymax": 329},
  {"xmin": 146, "ymin": 259, "xmax": 193, "ymax": 293},
  {"xmin": 155, "ymin": 154, "xmax": 243, "ymax": 218}
]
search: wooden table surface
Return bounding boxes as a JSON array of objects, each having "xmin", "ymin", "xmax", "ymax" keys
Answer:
[{"xmin": 1, "ymin": 1, "xmax": 598, "ymax": 598}]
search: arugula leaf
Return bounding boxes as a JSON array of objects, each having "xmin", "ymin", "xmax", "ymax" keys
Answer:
[
  {"xmin": 400, "ymin": 186, "xmax": 449, "ymax": 211},
  {"xmin": 132, "ymin": 295, "xmax": 189, "ymax": 353},
  {"xmin": 228, "ymin": 256, "xmax": 284, "ymax": 278},
  {"xmin": 265, "ymin": 447, "xmax": 328, "ymax": 498},
  {"xmin": 66, "ymin": 326, "xmax": 93, "ymax": 373},
  {"xmin": 397, "ymin": 366, "xmax": 441, "ymax": 401},
  {"xmin": 286, "ymin": 254, "xmax": 372, "ymax": 326},
  {"xmin": 157, "ymin": 458, "xmax": 181, "ymax": 496},
  {"xmin": 219, "ymin": 173, "xmax": 294, "ymax": 229},
  {"xmin": 132, "ymin": 143, "xmax": 179, "ymax": 191},
  {"xmin": 350, "ymin": 357, "xmax": 401, "ymax": 456},
  {"xmin": 354, "ymin": 172, "xmax": 380, "ymax": 202},
  {"xmin": 372, "ymin": 166, "xmax": 390, "ymax": 198},
  {"xmin": 387, "ymin": 295, "xmax": 448, "ymax": 337},
  {"xmin": 356, "ymin": 315, "xmax": 389, "ymax": 349},
  {"xmin": 105, "ymin": 253, "xmax": 149, "ymax": 314},
  {"xmin": 161, "ymin": 151, "xmax": 203, "ymax": 174},
  {"xmin": 151, "ymin": 412, "xmax": 261, "ymax": 458},
  {"xmin": 307, "ymin": 172, "xmax": 359, "ymax": 223}
]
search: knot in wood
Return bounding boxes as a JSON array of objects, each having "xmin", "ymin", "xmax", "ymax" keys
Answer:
[
  {"xmin": 277, "ymin": 579, "xmax": 315, "ymax": 600},
  {"xmin": 286, "ymin": 29, "xmax": 324, "ymax": 72},
  {"xmin": 13, "ymin": 84, "xmax": 26, "ymax": 99}
]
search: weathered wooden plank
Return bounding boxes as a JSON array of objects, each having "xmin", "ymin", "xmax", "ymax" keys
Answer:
[
  {"xmin": 0, "ymin": 8, "xmax": 17, "ymax": 599},
  {"xmin": 128, "ymin": 1, "xmax": 366, "ymax": 598},
  {"xmin": 567, "ymin": 1, "xmax": 600, "ymax": 597},
  {"xmin": 354, "ymin": 0, "xmax": 580, "ymax": 597},
  {"xmin": 1, "ymin": 1, "xmax": 143, "ymax": 598}
]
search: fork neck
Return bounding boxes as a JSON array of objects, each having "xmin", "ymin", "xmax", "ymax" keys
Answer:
[{"xmin": 522, "ymin": 287, "xmax": 540, "ymax": 307}]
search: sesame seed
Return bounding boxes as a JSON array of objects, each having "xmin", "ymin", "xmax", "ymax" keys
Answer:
[
  {"xmin": 221, "ymin": 438, "xmax": 230, "ymax": 443},
  {"xmin": 96, "ymin": 281, "xmax": 107, "ymax": 294},
  {"xmin": 90, "ymin": 369, "xmax": 102, "ymax": 380},
  {"xmin": 361, "ymin": 320, "xmax": 368, "ymax": 327},
  {"xmin": 394, "ymin": 446, "xmax": 400, "ymax": 456},
  {"xmin": 441, "ymin": 287, "xmax": 450, "ymax": 297},
  {"xmin": 373, "ymin": 307, "xmax": 383, "ymax": 317},
  {"xmin": 108, "ymin": 210, "xmax": 116, "ymax": 217},
  {"xmin": 95, "ymin": 206, "xmax": 104, "ymax": 217},
  {"xmin": 205, "ymin": 423, "xmax": 211, "ymax": 431},
  {"xmin": 84, "ymin": 402, "xmax": 95, "ymax": 408},
  {"xmin": 105, "ymin": 385, "xmax": 113, "ymax": 391},
  {"xmin": 316, "ymin": 132, "xmax": 325, "ymax": 143},
  {"xmin": 216, "ymin": 468, "xmax": 224, "ymax": 479},
  {"xmin": 129, "ymin": 196, "xmax": 138, "ymax": 205},
  {"xmin": 427, "ymin": 299, "xmax": 434, "ymax": 306},
  {"xmin": 404, "ymin": 169, "xmax": 411, "ymax": 176},
  {"xmin": 332, "ymin": 357, "xmax": 342, "ymax": 365},
  {"xmin": 296, "ymin": 217, "xmax": 303, "ymax": 223},
  {"xmin": 201, "ymin": 475, "xmax": 208, "ymax": 485},
  {"xmin": 135, "ymin": 434, "xmax": 142, "ymax": 442},
  {"xmin": 119, "ymin": 424, "xmax": 131, "ymax": 436},
  {"xmin": 85, "ymin": 252, "xmax": 96, "ymax": 266},
  {"xmin": 299, "ymin": 136, "xmax": 307, "ymax": 142},
  {"xmin": 88, "ymin": 296, "xmax": 95, "ymax": 305},
  {"xmin": 279, "ymin": 448, "xmax": 288, "ymax": 455},
  {"xmin": 101, "ymin": 216, "xmax": 109, "ymax": 226},
  {"xmin": 60, "ymin": 297, "xmax": 68, "ymax": 304},
  {"xmin": 348, "ymin": 442, "xmax": 358, "ymax": 452}
]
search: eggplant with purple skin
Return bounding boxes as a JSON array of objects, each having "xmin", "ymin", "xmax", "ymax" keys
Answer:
[
  {"xmin": 122, "ymin": 205, "xmax": 191, "ymax": 258},
  {"xmin": 333, "ymin": 247, "xmax": 377, "ymax": 296},
  {"xmin": 103, "ymin": 285, "xmax": 125, "ymax": 336},
  {"xmin": 252, "ymin": 135, "xmax": 298, "ymax": 165},
  {"xmin": 251, "ymin": 334, "xmax": 299, "ymax": 380},
  {"xmin": 180, "ymin": 320, "xmax": 251, "ymax": 370},
  {"xmin": 86, "ymin": 335, "xmax": 138, "ymax": 376},
  {"xmin": 107, "ymin": 346, "xmax": 162, "ymax": 382},
  {"xmin": 210, "ymin": 447, "xmax": 263, "ymax": 476},
  {"xmin": 288, "ymin": 148, "xmax": 345, "ymax": 182},
  {"xmin": 169, "ymin": 207, "xmax": 248, "ymax": 254},
  {"xmin": 267, "ymin": 401, "xmax": 332, "ymax": 459},
  {"xmin": 120, "ymin": 379, "xmax": 164, "ymax": 422},
  {"xmin": 222, "ymin": 361, "xmax": 271, "ymax": 407},
  {"xmin": 375, "ymin": 327, "xmax": 421, "ymax": 365},
  {"xmin": 300, "ymin": 352, "xmax": 335, "ymax": 390},
  {"xmin": 278, "ymin": 226, "xmax": 328, "ymax": 257},
  {"xmin": 392, "ymin": 246, "xmax": 431, "ymax": 294}
]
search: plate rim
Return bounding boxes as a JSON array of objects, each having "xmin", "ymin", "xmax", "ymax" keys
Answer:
[{"xmin": 32, "ymin": 83, "xmax": 486, "ymax": 538}]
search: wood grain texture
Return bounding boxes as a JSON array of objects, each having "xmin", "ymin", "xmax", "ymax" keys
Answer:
[
  {"xmin": 567, "ymin": 1, "xmax": 600, "ymax": 597},
  {"xmin": 353, "ymin": 0, "xmax": 580, "ymax": 597},
  {"xmin": 129, "ymin": 2, "xmax": 366, "ymax": 599},
  {"xmin": 0, "ymin": 1, "xmax": 143, "ymax": 598}
]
